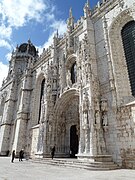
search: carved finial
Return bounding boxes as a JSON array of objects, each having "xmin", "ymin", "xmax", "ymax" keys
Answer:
[
  {"xmin": 16, "ymin": 44, "xmax": 19, "ymax": 52},
  {"xmin": 28, "ymin": 38, "xmax": 31, "ymax": 44},
  {"xmin": 69, "ymin": 7, "xmax": 73, "ymax": 18}
]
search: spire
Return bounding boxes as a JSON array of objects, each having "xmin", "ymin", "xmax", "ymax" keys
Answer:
[
  {"xmin": 87, "ymin": 0, "xmax": 90, "ymax": 8},
  {"xmin": 56, "ymin": 29, "xmax": 59, "ymax": 38},
  {"xmin": 69, "ymin": 7, "xmax": 73, "ymax": 18},
  {"xmin": 67, "ymin": 7, "xmax": 74, "ymax": 31},
  {"xmin": 84, "ymin": 0, "xmax": 91, "ymax": 18}
]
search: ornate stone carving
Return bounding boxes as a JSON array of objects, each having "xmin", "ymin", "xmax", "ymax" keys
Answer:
[
  {"xmin": 57, "ymin": 122, "xmax": 66, "ymax": 135},
  {"xmin": 100, "ymin": 99, "xmax": 108, "ymax": 131}
]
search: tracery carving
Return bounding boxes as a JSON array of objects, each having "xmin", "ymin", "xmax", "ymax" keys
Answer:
[{"xmin": 57, "ymin": 122, "xmax": 66, "ymax": 135}]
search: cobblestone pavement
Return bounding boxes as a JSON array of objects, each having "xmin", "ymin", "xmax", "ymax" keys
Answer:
[{"xmin": 0, "ymin": 157, "xmax": 135, "ymax": 180}]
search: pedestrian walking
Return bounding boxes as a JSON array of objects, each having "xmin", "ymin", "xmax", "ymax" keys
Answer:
[
  {"xmin": 11, "ymin": 150, "xmax": 15, "ymax": 163},
  {"xmin": 19, "ymin": 149, "xmax": 24, "ymax": 161},
  {"xmin": 51, "ymin": 145, "xmax": 55, "ymax": 159}
]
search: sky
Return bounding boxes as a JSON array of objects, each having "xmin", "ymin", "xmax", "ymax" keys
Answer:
[{"xmin": 0, "ymin": 0, "xmax": 99, "ymax": 87}]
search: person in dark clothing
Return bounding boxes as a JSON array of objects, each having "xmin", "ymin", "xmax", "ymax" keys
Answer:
[
  {"xmin": 19, "ymin": 149, "xmax": 24, "ymax": 161},
  {"xmin": 51, "ymin": 146, "xmax": 55, "ymax": 159},
  {"xmin": 11, "ymin": 150, "xmax": 15, "ymax": 163}
]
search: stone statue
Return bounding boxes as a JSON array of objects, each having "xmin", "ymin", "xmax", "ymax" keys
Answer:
[
  {"xmin": 53, "ymin": 79, "xmax": 57, "ymax": 90},
  {"xmin": 102, "ymin": 113, "xmax": 108, "ymax": 126},
  {"xmin": 83, "ymin": 93, "xmax": 89, "ymax": 126},
  {"xmin": 66, "ymin": 70, "xmax": 72, "ymax": 87},
  {"xmin": 53, "ymin": 66, "xmax": 57, "ymax": 76},
  {"xmin": 101, "ymin": 99, "xmax": 108, "ymax": 112},
  {"xmin": 95, "ymin": 111, "xmax": 101, "ymax": 126},
  {"xmin": 95, "ymin": 100, "xmax": 100, "ymax": 111},
  {"xmin": 47, "ymin": 84, "xmax": 51, "ymax": 93}
]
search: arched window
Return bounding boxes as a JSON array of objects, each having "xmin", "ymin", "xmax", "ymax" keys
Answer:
[
  {"xmin": 121, "ymin": 21, "xmax": 135, "ymax": 96},
  {"xmin": 71, "ymin": 62, "xmax": 77, "ymax": 84},
  {"xmin": 38, "ymin": 79, "xmax": 45, "ymax": 124}
]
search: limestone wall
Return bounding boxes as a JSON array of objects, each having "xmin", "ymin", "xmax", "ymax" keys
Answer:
[
  {"xmin": 30, "ymin": 125, "xmax": 40, "ymax": 158},
  {"xmin": 116, "ymin": 105, "xmax": 135, "ymax": 168},
  {"xmin": 93, "ymin": 0, "xmax": 135, "ymax": 166}
]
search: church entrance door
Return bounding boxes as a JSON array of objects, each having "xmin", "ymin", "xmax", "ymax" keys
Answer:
[{"xmin": 70, "ymin": 125, "xmax": 78, "ymax": 158}]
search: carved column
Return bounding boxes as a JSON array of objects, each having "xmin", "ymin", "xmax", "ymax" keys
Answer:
[
  {"xmin": 82, "ymin": 92, "xmax": 90, "ymax": 154},
  {"xmin": 94, "ymin": 98, "xmax": 108, "ymax": 155}
]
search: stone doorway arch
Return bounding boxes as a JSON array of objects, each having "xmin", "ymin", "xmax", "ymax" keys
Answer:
[{"xmin": 53, "ymin": 89, "xmax": 80, "ymax": 157}]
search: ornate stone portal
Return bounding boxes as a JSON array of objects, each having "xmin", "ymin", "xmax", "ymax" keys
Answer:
[{"xmin": 52, "ymin": 89, "xmax": 80, "ymax": 158}]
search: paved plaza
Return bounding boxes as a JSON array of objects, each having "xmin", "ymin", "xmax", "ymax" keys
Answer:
[{"xmin": 0, "ymin": 157, "xmax": 135, "ymax": 180}]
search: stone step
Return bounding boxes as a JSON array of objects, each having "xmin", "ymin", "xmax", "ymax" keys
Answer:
[
  {"xmin": 30, "ymin": 158, "xmax": 119, "ymax": 171},
  {"xmin": 42, "ymin": 158, "xmax": 116, "ymax": 167}
]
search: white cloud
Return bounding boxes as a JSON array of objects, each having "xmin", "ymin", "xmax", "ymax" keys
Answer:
[
  {"xmin": 0, "ymin": 0, "xmax": 67, "ymax": 89},
  {"xmin": 38, "ymin": 20, "xmax": 67, "ymax": 52},
  {"xmin": 0, "ymin": 61, "xmax": 8, "ymax": 88},
  {"xmin": 0, "ymin": 0, "xmax": 47, "ymax": 28},
  {"xmin": 0, "ymin": 40, "xmax": 12, "ymax": 50},
  {"xmin": 50, "ymin": 20, "xmax": 67, "ymax": 35},
  {"xmin": 0, "ymin": 24, "xmax": 12, "ymax": 39},
  {"xmin": 0, "ymin": 0, "xmax": 47, "ymax": 43},
  {"xmin": 0, "ymin": 0, "xmax": 47, "ymax": 51},
  {"xmin": 0, "ymin": 0, "xmax": 67, "ymax": 64},
  {"xmin": 6, "ymin": 52, "xmax": 12, "ymax": 62}
]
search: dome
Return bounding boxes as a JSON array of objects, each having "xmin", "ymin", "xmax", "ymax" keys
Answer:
[{"xmin": 18, "ymin": 40, "xmax": 37, "ymax": 57}]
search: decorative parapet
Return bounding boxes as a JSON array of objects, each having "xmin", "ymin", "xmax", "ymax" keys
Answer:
[{"xmin": 91, "ymin": 0, "xmax": 118, "ymax": 20}]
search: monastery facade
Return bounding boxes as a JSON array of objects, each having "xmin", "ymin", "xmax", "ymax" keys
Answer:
[{"xmin": 0, "ymin": 0, "xmax": 135, "ymax": 168}]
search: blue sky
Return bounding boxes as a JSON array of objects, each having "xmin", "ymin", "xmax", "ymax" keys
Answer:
[{"xmin": 0, "ymin": 0, "xmax": 99, "ymax": 87}]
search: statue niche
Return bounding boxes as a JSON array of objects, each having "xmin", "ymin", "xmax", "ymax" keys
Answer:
[
  {"xmin": 70, "ymin": 62, "xmax": 77, "ymax": 84},
  {"xmin": 100, "ymin": 99, "xmax": 108, "ymax": 130}
]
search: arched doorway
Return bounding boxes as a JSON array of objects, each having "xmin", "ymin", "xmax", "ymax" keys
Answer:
[
  {"xmin": 70, "ymin": 125, "xmax": 78, "ymax": 158},
  {"xmin": 54, "ymin": 89, "xmax": 80, "ymax": 157}
]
